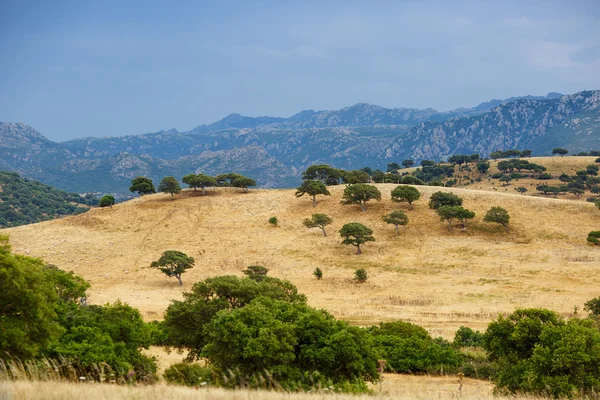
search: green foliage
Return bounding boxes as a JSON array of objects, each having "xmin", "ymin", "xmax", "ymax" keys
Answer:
[
  {"xmin": 302, "ymin": 164, "xmax": 344, "ymax": 185},
  {"xmin": 163, "ymin": 363, "xmax": 212, "ymax": 387},
  {"xmin": 483, "ymin": 206, "xmax": 510, "ymax": 232},
  {"xmin": 497, "ymin": 159, "xmax": 546, "ymax": 173},
  {"xmin": 382, "ymin": 210, "xmax": 409, "ymax": 235},
  {"xmin": 163, "ymin": 275, "xmax": 307, "ymax": 360},
  {"xmin": 368, "ymin": 321, "xmax": 462, "ymax": 374},
  {"xmin": 182, "ymin": 173, "xmax": 216, "ymax": 195},
  {"xmin": 342, "ymin": 170, "xmax": 371, "ymax": 184},
  {"xmin": 428, "ymin": 191, "xmax": 463, "ymax": 209},
  {"xmin": 0, "ymin": 171, "xmax": 92, "ymax": 228},
  {"xmin": 268, "ymin": 216, "xmax": 278, "ymax": 226},
  {"xmin": 387, "ymin": 162, "xmax": 401, "ymax": 173},
  {"xmin": 400, "ymin": 175, "xmax": 425, "ymax": 185},
  {"xmin": 436, "ymin": 206, "xmax": 475, "ymax": 229},
  {"xmin": 150, "ymin": 250, "xmax": 195, "ymax": 286},
  {"xmin": 412, "ymin": 164, "xmax": 454, "ymax": 184},
  {"xmin": 588, "ymin": 231, "xmax": 600, "ymax": 245},
  {"xmin": 302, "ymin": 213, "xmax": 332, "ymax": 236},
  {"xmin": 147, "ymin": 320, "xmax": 169, "ymax": 346},
  {"xmin": 215, "ymin": 173, "xmax": 242, "ymax": 186},
  {"xmin": 295, "ymin": 180, "xmax": 330, "ymax": 206},
  {"xmin": 340, "ymin": 184, "xmax": 381, "ymax": 212},
  {"xmin": 477, "ymin": 161, "xmax": 490, "ymax": 174},
  {"xmin": 0, "ymin": 238, "xmax": 62, "ymax": 360},
  {"xmin": 584, "ymin": 297, "xmax": 600, "ymax": 316},
  {"xmin": 453, "ymin": 326, "xmax": 484, "ymax": 347},
  {"xmin": 158, "ymin": 176, "xmax": 181, "ymax": 197},
  {"xmin": 354, "ymin": 268, "xmax": 368, "ymax": 283},
  {"xmin": 339, "ymin": 222, "xmax": 375, "ymax": 254},
  {"xmin": 129, "ymin": 176, "xmax": 156, "ymax": 196},
  {"xmin": 402, "ymin": 159, "xmax": 414, "ymax": 168},
  {"xmin": 242, "ymin": 265, "xmax": 270, "ymax": 282},
  {"xmin": 99, "ymin": 195, "xmax": 115, "ymax": 208},
  {"xmin": 390, "ymin": 185, "xmax": 421, "ymax": 210},
  {"xmin": 201, "ymin": 297, "xmax": 379, "ymax": 391},
  {"xmin": 232, "ymin": 176, "xmax": 256, "ymax": 192},
  {"xmin": 515, "ymin": 186, "xmax": 527, "ymax": 194},
  {"xmin": 313, "ymin": 267, "xmax": 323, "ymax": 280},
  {"xmin": 552, "ymin": 147, "xmax": 569, "ymax": 155}
]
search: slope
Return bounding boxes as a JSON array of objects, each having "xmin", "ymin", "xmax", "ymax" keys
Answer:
[{"xmin": 3, "ymin": 184, "xmax": 598, "ymax": 338}]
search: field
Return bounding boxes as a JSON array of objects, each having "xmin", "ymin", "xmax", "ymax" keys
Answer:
[{"xmin": 3, "ymin": 182, "xmax": 599, "ymax": 342}]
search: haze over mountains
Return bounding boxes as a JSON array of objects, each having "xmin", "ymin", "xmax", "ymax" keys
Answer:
[{"xmin": 1, "ymin": 90, "xmax": 599, "ymax": 195}]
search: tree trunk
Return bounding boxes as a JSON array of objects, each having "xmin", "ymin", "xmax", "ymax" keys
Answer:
[
  {"xmin": 395, "ymin": 225, "xmax": 399, "ymax": 235},
  {"xmin": 409, "ymin": 202, "xmax": 413, "ymax": 210},
  {"xmin": 360, "ymin": 202, "xmax": 366, "ymax": 212},
  {"xmin": 202, "ymin": 187, "xmax": 206, "ymax": 196},
  {"xmin": 312, "ymin": 195, "xmax": 317, "ymax": 206},
  {"xmin": 176, "ymin": 275, "xmax": 183, "ymax": 286},
  {"xmin": 356, "ymin": 244, "xmax": 362, "ymax": 254},
  {"xmin": 503, "ymin": 223, "xmax": 509, "ymax": 233},
  {"xmin": 321, "ymin": 227, "xmax": 327, "ymax": 237}
]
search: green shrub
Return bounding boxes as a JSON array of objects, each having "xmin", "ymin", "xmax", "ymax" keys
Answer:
[
  {"xmin": 584, "ymin": 297, "xmax": 600, "ymax": 316},
  {"xmin": 242, "ymin": 265, "xmax": 270, "ymax": 281},
  {"xmin": 453, "ymin": 326, "xmax": 484, "ymax": 347},
  {"xmin": 268, "ymin": 216, "xmax": 278, "ymax": 226},
  {"xmin": 354, "ymin": 268, "xmax": 368, "ymax": 283},
  {"xmin": 163, "ymin": 363, "xmax": 212, "ymax": 386},
  {"xmin": 587, "ymin": 231, "xmax": 600, "ymax": 245},
  {"xmin": 313, "ymin": 267, "xmax": 323, "ymax": 280},
  {"xmin": 428, "ymin": 191, "xmax": 463, "ymax": 209},
  {"xmin": 99, "ymin": 195, "xmax": 115, "ymax": 208}
]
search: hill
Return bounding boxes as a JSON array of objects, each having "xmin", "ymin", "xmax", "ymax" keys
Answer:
[
  {"xmin": 1, "ymin": 91, "xmax": 597, "ymax": 195},
  {"xmin": 0, "ymin": 171, "xmax": 96, "ymax": 228},
  {"xmin": 3, "ymin": 183, "xmax": 598, "ymax": 338}
]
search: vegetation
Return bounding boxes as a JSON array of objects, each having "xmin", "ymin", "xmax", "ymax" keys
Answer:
[
  {"xmin": 436, "ymin": 206, "xmax": 475, "ymax": 229},
  {"xmin": 552, "ymin": 148, "xmax": 569, "ymax": 156},
  {"xmin": 339, "ymin": 223, "xmax": 375, "ymax": 254},
  {"xmin": 0, "ymin": 171, "xmax": 93, "ymax": 228},
  {"xmin": 390, "ymin": 185, "xmax": 421, "ymax": 210},
  {"xmin": 295, "ymin": 180, "xmax": 331, "ymax": 206},
  {"xmin": 129, "ymin": 176, "xmax": 156, "ymax": 196},
  {"xmin": 354, "ymin": 268, "xmax": 368, "ymax": 283},
  {"xmin": 340, "ymin": 184, "xmax": 381, "ymax": 212},
  {"xmin": 163, "ymin": 363, "xmax": 212, "ymax": 387},
  {"xmin": 428, "ymin": 191, "xmax": 463, "ymax": 209},
  {"xmin": 483, "ymin": 207, "xmax": 510, "ymax": 232},
  {"xmin": 158, "ymin": 176, "xmax": 182, "ymax": 197},
  {"xmin": 150, "ymin": 250, "xmax": 195, "ymax": 286},
  {"xmin": 232, "ymin": 176, "xmax": 257, "ymax": 193},
  {"xmin": 313, "ymin": 267, "xmax": 323, "ymax": 280},
  {"xmin": 302, "ymin": 164, "xmax": 343, "ymax": 185},
  {"xmin": 382, "ymin": 210, "xmax": 409, "ymax": 235},
  {"xmin": 99, "ymin": 195, "xmax": 115, "ymax": 208},
  {"xmin": 587, "ymin": 231, "xmax": 600, "ymax": 245},
  {"xmin": 182, "ymin": 173, "xmax": 216, "ymax": 195},
  {"xmin": 242, "ymin": 265, "xmax": 270, "ymax": 281},
  {"xmin": 302, "ymin": 213, "xmax": 332, "ymax": 236},
  {"xmin": 268, "ymin": 216, "xmax": 278, "ymax": 226}
]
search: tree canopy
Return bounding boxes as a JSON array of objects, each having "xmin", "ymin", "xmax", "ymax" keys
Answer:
[
  {"xmin": 302, "ymin": 213, "xmax": 332, "ymax": 236},
  {"xmin": 150, "ymin": 250, "xmax": 195, "ymax": 286},
  {"xmin": 129, "ymin": 176, "xmax": 156, "ymax": 196},
  {"xmin": 182, "ymin": 173, "xmax": 216, "ymax": 195},
  {"xmin": 99, "ymin": 195, "xmax": 115, "ymax": 208},
  {"xmin": 295, "ymin": 180, "xmax": 330, "ymax": 206},
  {"xmin": 390, "ymin": 185, "xmax": 421, "ymax": 210},
  {"xmin": 483, "ymin": 206, "xmax": 510, "ymax": 232},
  {"xmin": 232, "ymin": 176, "xmax": 257, "ymax": 193},
  {"xmin": 382, "ymin": 210, "xmax": 409, "ymax": 235},
  {"xmin": 158, "ymin": 176, "xmax": 181, "ymax": 197},
  {"xmin": 428, "ymin": 191, "xmax": 463, "ymax": 209},
  {"xmin": 339, "ymin": 222, "xmax": 375, "ymax": 254},
  {"xmin": 340, "ymin": 184, "xmax": 381, "ymax": 212},
  {"xmin": 302, "ymin": 164, "xmax": 344, "ymax": 185}
]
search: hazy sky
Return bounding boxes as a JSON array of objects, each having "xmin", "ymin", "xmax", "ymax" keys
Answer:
[{"xmin": 1, "ymin": 1, "xmax": 599, "ymax": 141}]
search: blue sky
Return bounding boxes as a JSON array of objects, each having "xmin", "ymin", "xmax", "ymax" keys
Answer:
[{"xmin": 1, "ymin": 0, "xmax": 599, "ymax": 141}]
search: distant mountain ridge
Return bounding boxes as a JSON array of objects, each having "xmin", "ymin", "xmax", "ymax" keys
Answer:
[{"xmin": 2, "ymin": 90, "xmax": 599, "ymax": 195}]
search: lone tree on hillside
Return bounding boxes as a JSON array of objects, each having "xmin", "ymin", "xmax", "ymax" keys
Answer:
[
  {"xmin": 159, "ymin": 176, "xmax": 182, "ymax": 197},
  {"xmin": 428, "ymin": 191, "xmax": 463, "ymax": 209},
  {"xmin": 354, "ymin": 268, "xmax": 368, "ymax": 283},
  {"xmin": 99, "ymin": 195, "xmax": 115, "ymax": 208},
  {"xmin": 382, "ymin": 210, "xmax": 409, "ymax": 235},
  {"xmin": 150, "ymin": 250, "xmax": 195, "ymax": 286},
  {"xmin": 402, "ymin": 159, "xmax": 415, "ymax": 168},
  {"xmin": 437, "ymin": 206, "xmax": 474, "ymax": 229},
  {"xmin": 483, "ymin": 206, "xmax": 510, "ymax": 232},
  {"xmin": 129, "ymin": 176, "xmax": 156, "ymax": 196},
  {"xmin": 587, "ymin": 231, "xmax": 600, "ymax": 246},
  {"xmin": 242, "ymin": 265, "xmax": 270, "ymax": 281},
  {"xmin": 232, "ymin": 176, "xmax": 256, "ymax": 193},
  {"xmin": 456, "ymin": 207, "xmax": 476, "ymax": 229},
  {"xmin": 390, "ymin": 185, "xmax": 421, "ymax": 210},
  {"xmin": 303, "ymin": 213, "xmax": 332, "ymax": 236},
  {"xmin": 552, "ymin": 148, "xmax": 569, "ymax": 156},
  {"xmin": 340, "ymin": 184, "xmax": 382, "ymax": 212},
  {"xmin": 339, "ymin": 222, "xmax": 375, "ymax": 254},
  {"xmin": 183, "ymin": 173, "xmax": 216, "ymax": 195},
  {"xmin": 295, "ymin": 180, "xmax": 331, "ymax": 206}
]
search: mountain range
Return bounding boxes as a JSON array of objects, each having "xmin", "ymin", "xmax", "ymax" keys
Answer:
[{"xmin": 1, "ymin": 90, "xmax": 599, "ymax": 195}]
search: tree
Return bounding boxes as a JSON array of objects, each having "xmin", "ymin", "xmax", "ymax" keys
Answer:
[
  {"xmin": 215, "ymin": 173, "xmax": 243, "ymax": 187},
  {"xmin": 340, "ymin": 184, "xmax": 381, "ymax": 212},
  {"xmin": 584, "ymin": 297, "xmax": 600, "ymax": 316},
  {"xmin": 313, "ymin": 267, "xmax": 323, "ymax": 280},
  {"xmin": 387, "ymin": 162, "xmax": 401, "ymax": 173},
  {"xmin": 390, "ymin": 185, "xmax": 421, "ymax": 210},
  {"xmin": 232, "ymin": 176, "xmax": 256, "ymax": 193},
  {"xmin": 420, "ymin": 160, "xmax": 435, "ymax": 167},
  {"xmin": 339, "ymin": 223, "xmax": 375, "ymax": 254},
  {"xmin": 515, "ymin": 186, "xmax": 527, "ymax": 194},
  {"xmin": 354, "ymin": 268, "xmax": 368, "ymax": 283},
  {"xmin": 183, "ymin": 174, "xmax": 216, "ymax": 195},
  {"xmin": 455, "ymin": 207, "xmax": 475, "ymax": 229},
  {"xmin": 295, "ymin": 180, "xmax": 331, "ymax": 206},
  {"xmin": 99, "ymin": 195, "xmax": 115, "ymax": 208},
  {"xmin": 436, "ymin": 205, "xmax": 458, "ymax": 228},
  {"xmin": 303, "ymin": 213, "xmax": 332, "ymax": 236},
  {"xmin": 268, "ymin": 216, "xmax": 278, "ymax": 226},
  {"xmin": 129, "ymin": 176, "xmax": 156, "ymax": 196},
  {"xmin": 182, "ymin": 173, "xmax": 200, "ymax": 191},
  {"xmin": 302, "ymin": 164, "xmax": 343, "ymax": 185},
  {"xmin": 476, "ymin": 161, "xmax": 490, "ymax": 174},
  {"xmin": 490, "ymin": 151, "xmax": 503, "ymax": 160},
  {"xmin": 483, "ymin": 206, "xmax": 510, "ymax": 232},
  {"xmin": 428, "ymin": 191, "xmax": 463, "ymax": 209},
  {"xmin": 400, "ymin": 175, "xmax": 425, "ymax": 185},
  {"xmin": 402, "ymin": 159, "xmax": 415, "ymax": 168},
  {"xmin": 499, "ymin": 175, "xmax": 512, "ymax": 186},
  {"xmin": 242, "ymin": 265, "xmax": 269, "ymax": 282},
  {"xmin": 552, "ymin": 148, "xmax": 569, "ymax": 156},
  {"xmin": 382, "ymin": 210, "xmax": 409, "ymax": 235},
  {"xmin": 587, "ymin": 231, "xmax": 600, "ymax": 245},
  {"xmin": 158, "ymin": 176, "xmax": 181, "ymax": 197},
  {"xmin": 150, "ymin": 250, "xmax": 194, "ymax": 286},
  {"xmin": 521, "ymin": 149, "xmax": 532, "ymax": 157},
  {"xmin": 342, "ymin": 170, "xmax": 371, "ymax": 184}
]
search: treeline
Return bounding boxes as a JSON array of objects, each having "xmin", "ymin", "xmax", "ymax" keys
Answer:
[{"xmin": 0, "ymin": 171, "xmax": 98, "ymax": 227}]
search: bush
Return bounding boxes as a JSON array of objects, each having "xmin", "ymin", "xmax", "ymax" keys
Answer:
[
  {"xmin": 584, "ymin": 297, "xmax": 600, "ymax": 316},
  {"xmin": 268, "ymin": 216, "xmax": 278, "ymax": 226},
  {"xmin": 587, "ymin": 231, "xmax": 600, "ymax": 245},
  {"xmin": 428, "ymin": 191, "xmax": 463, "ymax": 209},
  {"xmin": 163, "ymin": 363, "xmax": 212, "ymax": 387},
  {"xmin": 354, "ymin": 268, "xmax": 368, "ymax": 283},
  {"xmin": 242, "ymin": 265, "xmax": 270, "ymax": 281},
  {"xmin": 313, "ymin": 267, "xmax": 323, "ymax": 280},
  {"xmin": 453, "ymin": 326, "xmax": 484, "ymax": 347},
  {"xmin": 99, "ymin": 195, "xmax": 115, "ymax": 208}
]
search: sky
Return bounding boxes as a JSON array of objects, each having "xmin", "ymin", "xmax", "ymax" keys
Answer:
[{"xmin": 0, "ymin": 0, "xmax": 599, "ymax": 141}]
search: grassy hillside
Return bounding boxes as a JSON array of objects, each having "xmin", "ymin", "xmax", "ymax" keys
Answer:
[
  {"xmin": 4, "ymin": 183, "xmax": 599, "ymax": 339},
  {"xmin": 0, "ymin": 171, "xmax": 97, "ymax": 228}
]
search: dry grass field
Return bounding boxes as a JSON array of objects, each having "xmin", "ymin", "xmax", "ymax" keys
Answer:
[
  {"xmin": 3, "ymin": 182, "xmax": 599, "ymax": 342},
  {"xmin": 0, "ymin": 374, "xmax": 544, "ymax": 400}
]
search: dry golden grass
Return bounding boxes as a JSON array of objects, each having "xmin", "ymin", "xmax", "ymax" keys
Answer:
[
  {"xmin": 3, "ymin": 183, "xmax": 599, "ymax": 342},
  {"xmin": 0, "ymin": 374, "xmax": 548, "ymax": 400}
]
